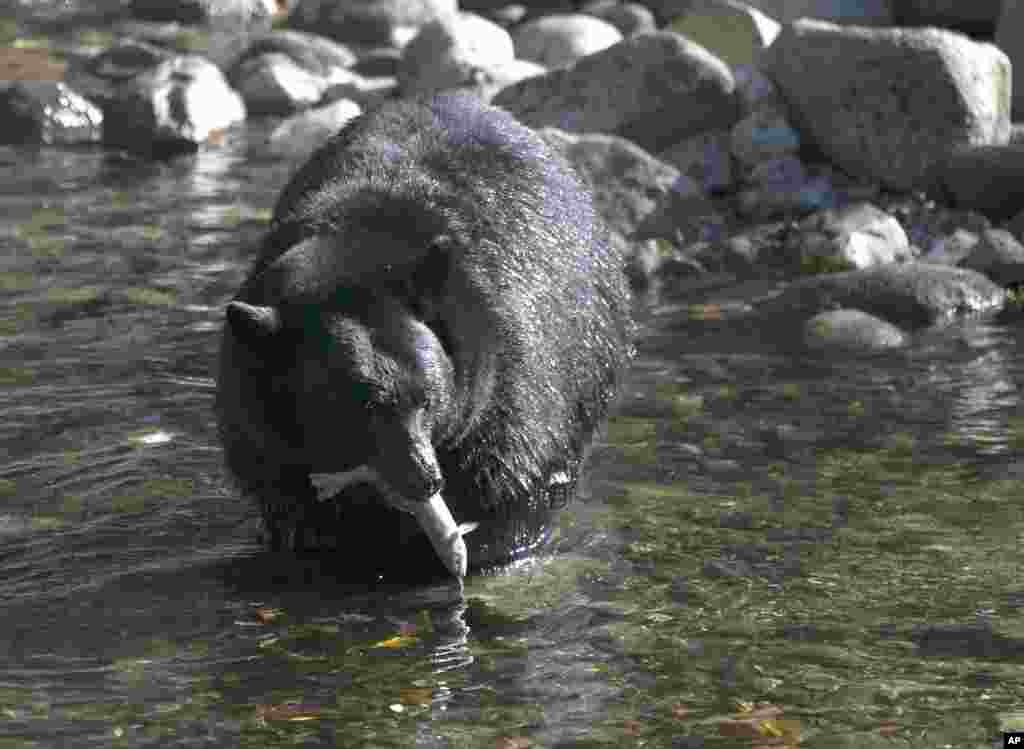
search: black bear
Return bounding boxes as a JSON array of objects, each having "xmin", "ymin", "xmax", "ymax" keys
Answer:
[{"xmin": 216, "ymin": 93, "xmax": 634, "ymax": 581}]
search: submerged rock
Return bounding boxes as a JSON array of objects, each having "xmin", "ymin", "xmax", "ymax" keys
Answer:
[
  {"xmin": 0, "ymin": 81, "xmax": 103, "ymax": 145},
  {"xmin": 760, "ymin": 262, "xmax": 1007, "ymax": 328},
  {"xmin": 803, "ymin": 308, "xmax": 908, "ymax": 352}
]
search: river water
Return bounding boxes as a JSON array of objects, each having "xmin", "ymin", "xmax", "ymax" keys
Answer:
[{"xmin": 2, "ymin": 17, "xmax": 1024, "ymax": 749}]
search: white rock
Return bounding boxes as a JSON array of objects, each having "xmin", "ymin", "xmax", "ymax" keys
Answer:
[
  {"xmin": 513, "ymin": 13, "xmax": 623, "ymax": 69},
  {"xmin": 103, "ymin": 55, "xmax": 246, "ymax": 155},
  {"xmin": 399, "ymin": 12, "xmax": 515, "ymax": 96}
]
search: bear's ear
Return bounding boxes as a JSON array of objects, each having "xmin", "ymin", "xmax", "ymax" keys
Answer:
[{"xmin": 226, "ymin": 302, "xmax": 282, "ymax": 344}]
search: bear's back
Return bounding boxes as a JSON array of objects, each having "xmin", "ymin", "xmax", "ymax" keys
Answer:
[{"xmin": 261, "ymin": 94, "xmax": 601, "ymax": 272}]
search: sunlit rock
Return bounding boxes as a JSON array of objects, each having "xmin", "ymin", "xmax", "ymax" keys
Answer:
[
  {"xmin": 103, "ymin": 54, "xmax": 246, "ymax": 157},
  {"xmin": 762, "ymin": 20, "xmax": 1011, "ymax": 190},
  {"xmin": 803, "ymin": 308, "xmax": 908, "ymax": 352},
  {"xmin": 398, "ymin": 12, "xmax": 515, "ymax": 97},
  {"xmin": 512, "ymin": 13, "xmax": 623, "ymax": 69},
  {"xmin": 494, "ymin": 31, "xmax": 738, "ymax": 153},
  {"xmin": 761, "ymin": 263, "xmax": 1007, "ymax": 328},
  {"xmin": 0, "ymin": 81, "xmax": 102, "ymax": 145}
]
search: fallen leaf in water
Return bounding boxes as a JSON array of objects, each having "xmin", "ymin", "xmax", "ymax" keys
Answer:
[
  {"xmin": 720, "ymin": 704, "xmax": 799, "ymax": 747},
  {"xmin": 398, "ymin": 687, "xmax": 432, "ymax": 706},
  {"xmin": 670, "ymin": 703, "xmax": 690, "ymax": 719},
  {"xmin": 205, "ymin": 128, "xmax": 227, "ymax": 145},
  {"xmin": 495, "ymin": 737, "xmax": 530, "ymax": 749},
  {"xmin": 373, "ymin": 634, "xmax": 419, "ymax": 649},
  {"xmin": 255, "ymin": 703, "xmax": 321, "ymax": 722},
  {"xmin": 622, "ymin": 718, "xmax": 643, "ymax": 736},
  {"xmin": 719, "ymin": 719, "xmax": 763, "ymax": 739},
  {"xmin": 878, "ymin": 721, "xmax": 900, "ymax": 736},
  {"xmin": 688, "ymin": 304, "xmax": 722, "ymax": 320},
  {"xmin": 254, "ymin": 607, "xmax": 282, "ymax": 623},
  {"xmin": 0, "ymin": 46, "xmax": 64, "ymax": 80},
  {"xmin": 757, "ymin": 719, "xmax": 800, "ymax": 745}
]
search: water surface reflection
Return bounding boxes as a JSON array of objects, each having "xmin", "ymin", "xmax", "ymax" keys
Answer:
[{"xmin": 1, "ymin": 126, "xmax": 1023, "ymax": 748}]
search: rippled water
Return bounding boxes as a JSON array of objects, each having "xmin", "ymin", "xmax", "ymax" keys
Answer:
[{"xmin": 3, "ymin": 19, "xmax": 1024, "ymax": 749}]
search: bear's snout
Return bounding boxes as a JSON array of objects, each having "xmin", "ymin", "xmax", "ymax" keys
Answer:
[{"xmin": 370, "ymin": 408, "xmax": 445, "ymax": 502}]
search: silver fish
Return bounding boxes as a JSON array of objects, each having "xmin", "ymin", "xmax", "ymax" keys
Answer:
[
  {"xmin": 408, "ymin": 492, "xmax": 479, "ymax": 579},
  {"xmin": 311, "ymin": 469, "xmax": 478, "ymax": 578}
]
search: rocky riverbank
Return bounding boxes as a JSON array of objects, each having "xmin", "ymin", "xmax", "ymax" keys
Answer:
[{"xmin": 2, "ymin": 0, "xmax": 1023, "ymax": 353}]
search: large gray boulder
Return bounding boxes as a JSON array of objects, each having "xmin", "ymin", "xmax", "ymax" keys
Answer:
[
  {"xmin": 762, "ymin": 20, "xmax": 1011, "ymax": 191},
  {"xmin": 494, "ymin": 31, "xmax": 739, "ymax": 153},
  {"xmin": 742, "ymin": 0, "xmax": 893, "ymax": 24},
  {"xmin": 655, "ymin": 0, "xmax": 892, "ymax": 26},
  {"xmin": 933, "ymin": 144, "xmax": 1024, "ymax": 222},
  {"xmin": 584, "ymin": 2, "xmax": 657, "ymax": 37},
  {"xmin": 668, "ymin": 0, "xmax": 781, "ymax": 68},
  {"xmin": 130, "ymin": 0, "xmax": 284, "ymax": 27},
  {"xmin": 290, "ymin": 0, "xmax": 457, "ymax": 47},
  {"xmin": 898, "ymin": 0, "xmax": 1003, "ymax": 34},
  {"xmin": 996, "ymin": 0, "xmax": 1024, "ymax": 117}
]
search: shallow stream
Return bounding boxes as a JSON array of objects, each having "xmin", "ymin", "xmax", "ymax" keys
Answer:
[{"xmin": 1, "ymin": 15, "xmax": 1023, "ymax": 748}]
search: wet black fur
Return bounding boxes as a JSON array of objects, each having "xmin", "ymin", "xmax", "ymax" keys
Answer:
[{"xmin": 216, "ymin": 93, "xmax": 634, "ymax": 580}]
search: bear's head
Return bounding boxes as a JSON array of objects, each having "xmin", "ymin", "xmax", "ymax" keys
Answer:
[{"xmin": 223, "ymin": 285, "xmax": 456, "ymax": 503}]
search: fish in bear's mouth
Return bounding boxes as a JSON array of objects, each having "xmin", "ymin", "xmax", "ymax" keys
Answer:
[{"xmin": 309, "ymin": 467, "xmax": 478, "ymax": 579}]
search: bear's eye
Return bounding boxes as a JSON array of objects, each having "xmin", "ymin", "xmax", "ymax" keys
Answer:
[{"xmin": 387, "ymin": 376, "xmax": 427, "ymax": 411}]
